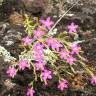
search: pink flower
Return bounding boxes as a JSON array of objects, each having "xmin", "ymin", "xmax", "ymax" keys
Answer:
[
  {"xmin": 46, "ymin": 37, "xmax": 55, "ymax": 46},
  {"xmin": 40, "ymin": 17, "xmax": 54, "ymax": 30},
  {"xmin": 34, "ymin": 28, "xmax": 45, "ymax": 39},
  {"xmin": 60, "ymin": 49, "xmax": 70, "ymax": 59},
  {"xmin": 91, "ymin": 75, "xmax": 96, "ymax": 85},
  {"xmin": 34, "ymin": 52, "xmax": 44, "ymax": 61},
  {"xmin": 46, "ymin": 37, "xmax": 62, "ymax": 51},
  {"xmin": 67, "ymin": 22, "xmax": 78, "ymax": 32},
  {"xmin": 33, "ymin": 43, "xmax": 44, "ymax": 52},
  {"xmin": 7, "ymin": 66, "xmax": 17, "ymax": 78},
  {"xmin": 66, "ymin": 56, "xmax": 76, "ymax": 65},
  {"xmin": 35, "ymin": 61, "xmax": 46, "ymax": 71},
  {"xmin": 42, "ymin": 69, "xmax": 52, "ymax": 82},
  {"xmin": 27, "ymin": 87, "xmax": 35, "ymax": 96},
  {"xmin": 22, "ymin": 36, "xmax": 33, "ymax": 46},
  {"xmin": 70, "ymin": 43, "xmax": 81, "ymax": 55},
  {"xmin": 18, "ymin": 59, "xmax": 30, "ymax": 70},
  {"xmin": 52, "ymin": 40, "xmax": 63, "ymax": 51},
  {"xmin": 58, "ymin": 80, "xmax": 68, "ymax": 91}
]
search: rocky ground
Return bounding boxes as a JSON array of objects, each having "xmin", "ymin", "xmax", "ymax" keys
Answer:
[{"xmin": 0, "ymin": 0, "xmax": 96, "ymax": 96}]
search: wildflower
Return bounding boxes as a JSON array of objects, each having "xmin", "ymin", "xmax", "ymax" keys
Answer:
[
  {"xmin": 58, "ymin": 79, "xmax": 68, "ymax": 91},
  {"xmin": 67, "ymin": 22, "xmax": 78, "ymax": 32},
  {"xmin": 46, "ymin": 37, "xmax": 55, "ymax": 46},
  {"xmin": 70, "ymin": 43, "xmax": 81, "ymax": 54},
  {"xmin": 46, "ymin": 37, "xmax": 62, "ymax": 51},
  {"xmin": 91, "ymin": 75, "xmax": 96, "ymax": 85},
  {"xmin": 60, "ymin": 49, "xmax": 70, "ymax": 59},
  {"xmin": 7, "ymin": 66, "xmax": 17, "ymax": 78},
  {"xmin": 22, "ymin": 36, "xmax": 33, "ymax": 46},
  {"xmin": 18, "ymin": 59, "xmax": 30, "ymax": 70},
  {"xmin": 66, "ymin": 56, "xmax": 76, "ymax": 65},
  {"xmin": 42, "ymin": 69, "xmax": 52, "ymax": 83},
  {"xmin": 34, "ymin": 52, "xmax": 44, "ymax": 61},
  {"xmin": 33, "ymin": 43, "xmax": 44, "ymax": 52},
  {"xmin": 52, "ymin": 40, "xmax": 63, "ymax": 51},
  {"xmin": 34, "ymin": 28, "xmax": 45, "ymax": 39},
  {"xmin": 27, "ymin": 87, "xmax": 35, "ymax": 96},
  {"xmin": 35, "ymin": 61, "xmax": 46, "ymax": 71},
  {"xmin": 40, "ymin": 17, "xmax": 54, "ymax": 30}
]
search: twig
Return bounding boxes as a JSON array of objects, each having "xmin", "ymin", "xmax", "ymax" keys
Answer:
[
  {"xmin": 49, "ymin": 0, "xmax": 80, "ymax": 33},
  {"xmin": 72, "ymin": 89, "xmax": 96, "ymax": 95}
]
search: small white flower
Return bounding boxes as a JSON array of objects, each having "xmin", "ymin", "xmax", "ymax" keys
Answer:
[{"xmin": 48, "ymin": 28, "xmax": 57, "ymax": 36}]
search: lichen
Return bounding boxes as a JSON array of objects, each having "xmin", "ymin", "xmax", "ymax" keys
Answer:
[
  {"xmin": 0, "ymin": 0, "xmax": 3, "ymax": 5},
  {"xmin": 0, "ymin": 45, "xmax": 16, "ymax": 62}
]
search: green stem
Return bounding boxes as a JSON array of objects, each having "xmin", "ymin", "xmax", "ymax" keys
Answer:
[
  {"xmin": 79, "ymin": 61, "xmax": 93, "ymax": 76},
  {"xmin": 30, "ymin": 62, "xmax": 37, "ymax": 81}
]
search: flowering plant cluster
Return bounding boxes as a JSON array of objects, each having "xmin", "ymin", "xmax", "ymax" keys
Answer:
[{"xmin": 6, "ymin": 15, "xmax": 96, "ymax": 96}]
